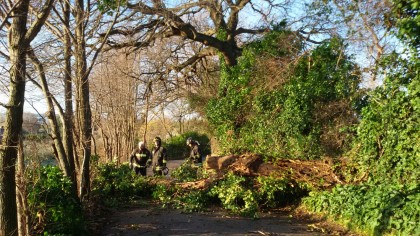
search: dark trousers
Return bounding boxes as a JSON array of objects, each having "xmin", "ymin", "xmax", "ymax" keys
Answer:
[
  {"xmin": 153, "ymin": 168, "xmax": 163, "ymax": 176},
  {"xmin": 135, "ymin": 167, "xmax": 147, "ymax": 176}
]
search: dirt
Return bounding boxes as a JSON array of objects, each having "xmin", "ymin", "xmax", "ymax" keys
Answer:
[{"xmin": 95, "ymin": 158, "xmax": 356, "ymax": 236}]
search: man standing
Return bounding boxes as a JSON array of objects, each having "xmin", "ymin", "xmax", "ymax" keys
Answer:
[
  {"xmin": 129, "ymin": 141, "xmax": 151, "ymax": 176},
  {"xmin": 151, "ymin": 136, "xmax": 168, "ymax": 176},
  {"xmin": 186, "ymin": 137, "xmax": 202, "ymax": 166}
]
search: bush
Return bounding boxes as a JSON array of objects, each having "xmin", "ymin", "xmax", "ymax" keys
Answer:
[
  {"xmin": 165, "ymin": 131, "xmax": 211, "ymax": 160},
  {"xmin": 303, "ymin": 183, "xmax": 420, "ymax": 235},
  {"xmin": 27, "ymin": 166, "xmax": 87, "ymax": 235},
  {"xmin": 257, "ymin": 175, "xmax": 310, "ymax": 208},
  {"xmin": 209, "ymin": 173, "xmax": 260, "ymax": 217},
  {"xmin": 170, "ymin": 160, "xmax": 207, "ymax": 182},
  {"xmin": 206, "ymin": 33, "xmax": 361, "ymax": 160},
  {"xmin": 347, "ymin": 67, "xmax": 419, "ymax": 184},
  {"xmin": 91, "ymin": 162, "xmax": 154, "ymax": 206}
]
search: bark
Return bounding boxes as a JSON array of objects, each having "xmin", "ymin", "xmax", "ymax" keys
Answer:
[
  {"xmin": 0, "ymin": 0, "xmax": 54, "ymax": 234},
  {"xmin": 62, "ymin": 0, "xmax": 78, "ymax": 198},
  {"xmin": 28, "ymin": 48, "xmax": 72, "ymax": 178},
  {"xmin": 109, "ymin": 0, "xmax": 272, "ymax": 67},
  {"xmin": 16, "ymin": 137, "xmax": 29, "ymax": 236},
  {"xmin": 75, "ymin": 0, "xmax": 92, "ymax": 200},
  {"xmin": 0, "ymin": 1, "xmax": 29, "ymax": 234}
]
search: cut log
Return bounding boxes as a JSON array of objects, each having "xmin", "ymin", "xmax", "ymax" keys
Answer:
[{"xmin": 218, "ymin": 155, "xmax": 238, "ymax": 170}]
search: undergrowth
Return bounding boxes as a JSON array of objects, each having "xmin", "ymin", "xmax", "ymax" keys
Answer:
[
  {"xmin": 303, "ymin": 183, "xmax": 420, "ymax": 235},
  {"xmin": 91, "ymin": 160, "xmax": 311, "ymax": 218}
]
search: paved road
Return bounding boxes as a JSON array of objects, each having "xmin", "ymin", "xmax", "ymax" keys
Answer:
[
  {"xmin": 146, "ymin": 159, "xmax": 185, "ymax": 177},
  {"xmin": 100, "ymin": 205, "xmax": 325, "ymax": 236},
  {"xmin": 100, "ymin": 160, "xmax": 351, "ymax": 236}
]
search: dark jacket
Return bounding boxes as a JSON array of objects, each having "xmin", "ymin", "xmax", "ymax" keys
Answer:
[
  {"xmin": 130, "ymin": 148, "xmax": 151, "ymax": 167},
  {"xmin": 189, "ymin": 142, "xmax": 202, "ymax": 163},
  {"xmin": 152, "ymin": 146, "xmax": 167, "ymax": 170}
]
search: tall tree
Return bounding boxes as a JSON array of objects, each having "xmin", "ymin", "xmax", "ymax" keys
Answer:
[
  {"xmin": 61, "ymin": 0, "xmax": 77, "ymax": 196},
  {"xmin": 0, "ymin": 0, "xmax": 55, "ymax": 234},
  {"xmin": 23, "ymin": 0, "xmax": 121, "ymax": 200},
  {"xmin": 105, "ymin": 0, "xmax": 292, "ymax": 68},
  {"xmin": 74, "ymin": 0, "xmax": 93, "ymax": 200},
  {"xmin": 90, "ymin": 51, "xmax": 138, "ymax": 162}
]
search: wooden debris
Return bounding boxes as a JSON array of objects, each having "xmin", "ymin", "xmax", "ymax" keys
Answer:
[{"xmin": 176, "ymin": 154, "xmax": 346, "ymax": 190}]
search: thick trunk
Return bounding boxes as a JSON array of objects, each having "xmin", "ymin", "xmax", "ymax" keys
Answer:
[
  {"xmin": 0, "ymin": 0, "xmax": 54, "ymax": 232},
  {"xmin": 0, "ymin": 1, "xmax": 29, "ymax": 234}
]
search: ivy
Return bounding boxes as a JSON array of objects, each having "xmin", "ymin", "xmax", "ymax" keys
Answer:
[
  {"xmin": 303, "ymin": 183, "xmax": 420, "ymax": 235},
  {"xmin": 348, "ymin": 56, "xmax": 419, "ymax": 185},
  {"xmin": 27, "ymin": 166, "xmax": 87, "ymax": 235},
  {"xmin": 209, "ymin": 173, "xmax": 260, "ymax": 217},
  {"xmin": 206, "ymin": 33, "xmax": 361, "ymax": 159}
]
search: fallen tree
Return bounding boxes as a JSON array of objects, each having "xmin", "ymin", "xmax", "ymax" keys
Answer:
[{"xmin": 177, "ymin": 154, "xmax": 344, "ymax": 190}]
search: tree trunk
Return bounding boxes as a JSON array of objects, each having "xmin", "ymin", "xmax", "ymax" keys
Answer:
[
  {"xmin": 0, "ymin": 0, "xmax": 55, "ymax": 233},
  {"xmin": 28, "ymin": 49, "xmax": 72, "ymax": 178},
  {"xmin": 62, "ymin": 0, "xmax": 77, "ymax": 200},
  {"xmin": 62, "ymin": 0, "xmax": 78, "ymax": 199},
  {"xmin": 0, "ymin": 1, "xmax": 29, "ymax": 234},
  {"xmin": 75, "ymin": 0, "xmax": 92, "ymax": 200},
  {"xmin": 16, "ymin": 137, "xmax": 29, "ymax": 236}
]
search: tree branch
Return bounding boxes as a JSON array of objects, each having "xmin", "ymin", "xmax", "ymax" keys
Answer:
[
  {"xmin": 0, "ymin": 0, "xmax": 21, "ymax": 31},
  {"xmin": 25, "ymin": 0, "xmax": 56, "ymax": 44},
  {"xmin": 171, "ymin": 48, "xmax": 217, "ymax": 72}
]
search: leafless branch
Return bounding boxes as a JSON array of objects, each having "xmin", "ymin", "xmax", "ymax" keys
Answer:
[{"xmin": 0, "ymin": 0, "xmax": 22, "ymax": 31}]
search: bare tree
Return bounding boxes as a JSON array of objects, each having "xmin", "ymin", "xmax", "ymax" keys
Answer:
[
  {"xmin": 105, "ymin": 0, "xmax": 292, "ymax": 68},
  {"xmin": 22, "ymin": 112, "xmax": 40, "ymax": 134},
  {"xmin": 22, "ymin": 0, "xmax": 122, "ymax": 200},
  {"xmin": 0, "ymin": 0, "xmax": 55, "ymax": 234},
  {"xmin": 90, "ymin": 50, "xmax": 138, "ymax": 163}
]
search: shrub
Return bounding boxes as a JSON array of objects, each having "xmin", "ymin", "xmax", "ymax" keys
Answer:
[
  {"xmin": 91, "ymin": 162, "xmax": 154, "ymax": 206},
  {"xmin": 209, "ymin": 172, "xmax": 259, "ymax": 217},
  {"xmin": 165, "ymin": 131, "xmax": 211, "ymax": 160},
  {"xmin": 257, "ymin": 175, "xmax": 310, "ymax": 208},
  {"xmin": 27, "ymin": 166, "xmax": 87, "ymax": 235},
  {"xmin": 303, "ymin": 183, "xmax": 420, "ymax": 235},
  {"xmin": 206, "ymin": 32, "xmax": 361, "ymax": 160},
  {"xmin": 347, "ymin": 67, "xmax": 419, "ymax": 184},
  {"xmin": 170, "ymin": 160, "xmax": 207, "ymax": 182}
]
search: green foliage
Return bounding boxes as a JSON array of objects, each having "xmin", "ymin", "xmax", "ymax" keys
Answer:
[
  {"xmin": 348, "ymin": 56, "xmax": 419, "ymax": 185},
  {"xmin": 165, "ymin": 131, "xmax": 211, "ymax": 160},
  {"xmin": 303, "ymin": 183, "xmax": 420, "ymax": 235},
  {"xmin": 207, "ymin": 32, "xmax": 361, "ymax": 159},
  {"xmin": 303, "ymin": 9, "xmax": 420, "ymax": 234},
  {"xmin": 152, "ymin": 183, "xmax": 175, "ymax": 208},
  {"xmin": 170, "ymin": 160, "xmax": 207, "ymax": 182},
  {"xmin": 172, "ymin": 188, "xmax": 214, "ymax": 213},
  {"xmin": 92, "ymin": 162, "xmax": 154, "ymax": 206},
  {"xmin": 27, "ymin": 166, "xmax": 87, "ymax": 235},
  {"xmin": 97, "ymin": 0, "xmax": 126, "ymax": 13},
  {"xmin": 91, "ymin": 162, "xmax": 311, "ymax": 217},
  {"xmin": 257, "ymin": 175, "xmax": 309, "ymax": 208},
  {"xmin": 209, "ymin": 173, "xmax": 259, "ymax": 217},
  {"xmin": 391, "ymin": 0, "xmax": 420, "ymax": 49}
]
